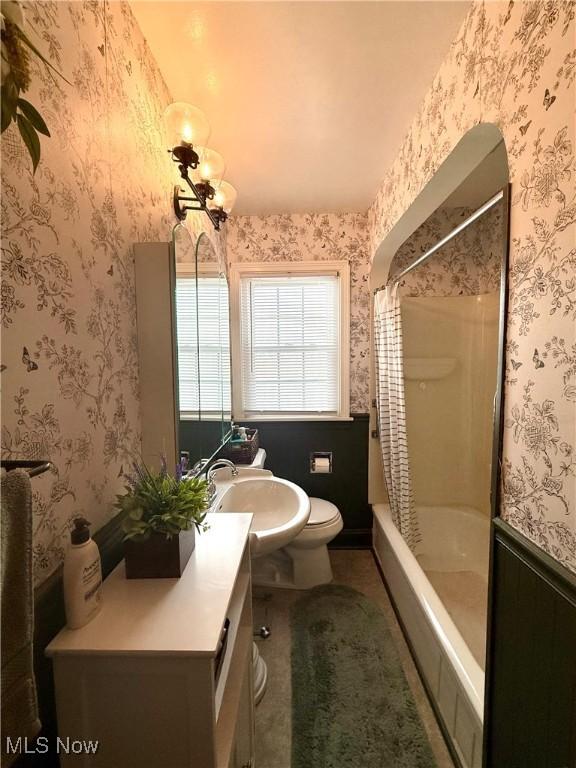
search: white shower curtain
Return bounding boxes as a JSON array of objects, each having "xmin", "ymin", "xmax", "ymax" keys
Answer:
[{"xmin": 374, "ymin": 284, "xmax": 420, "ymax": 549}]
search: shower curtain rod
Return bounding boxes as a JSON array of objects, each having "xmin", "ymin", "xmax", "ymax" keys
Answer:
[{"xmin": 377, "ymin": 189, "xmax": 504, "ymax": 292}]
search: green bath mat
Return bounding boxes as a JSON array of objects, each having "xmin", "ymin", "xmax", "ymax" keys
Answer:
[{"xmin": 291, "ymin": 585, "xmax": 437, "ymax": 768}]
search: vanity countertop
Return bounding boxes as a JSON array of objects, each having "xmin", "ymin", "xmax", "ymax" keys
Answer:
[{"xmin": 46, "ymin": 512, "xmax": 252, "ymax": 659}]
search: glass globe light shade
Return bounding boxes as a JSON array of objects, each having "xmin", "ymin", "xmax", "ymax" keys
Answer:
[
  {"xmin": 163, "ymin": 102, "xmax": 210, "ymax": 148},
  {"xmin": 195, "ymin": 148, "xmax": 226, "ymax": 184},
  {"xmin": 212, "ymin": 181, "xmax": 238, "ymax": 213}
]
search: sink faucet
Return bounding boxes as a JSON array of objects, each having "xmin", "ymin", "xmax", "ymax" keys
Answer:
[
  {"xmin": 203, "ymin": 458, "xmax": 239, "ymax": 507},
  {"xmin": 206, "ymin": 458, "xmax": 239, "ymax": 482}
]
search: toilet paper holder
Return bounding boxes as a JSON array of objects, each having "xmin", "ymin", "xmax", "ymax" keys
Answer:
[{"xmin": 310, "ymin": 452, "xmax": 332, "ymax": 474}]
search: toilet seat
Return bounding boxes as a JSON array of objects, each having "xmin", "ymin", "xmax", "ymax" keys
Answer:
[{"xmin": 307, "ymin": 498, "xmax": 340, "ymax": 527}]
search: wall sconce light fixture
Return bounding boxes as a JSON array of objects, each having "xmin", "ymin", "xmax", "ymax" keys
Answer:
[{"xmin": 164, "ymin": 102, "xmax": 237, "ymax": 230}]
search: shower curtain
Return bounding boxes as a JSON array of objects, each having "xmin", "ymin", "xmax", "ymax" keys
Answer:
[{"xmin": 374, "ymin": 284, "xmax": 420, "ymax": 549}]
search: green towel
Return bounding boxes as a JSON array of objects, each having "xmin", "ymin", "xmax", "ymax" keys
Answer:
[{"xmin": 1, "ymin": 469, "xmax": 41, "ymax": 767}]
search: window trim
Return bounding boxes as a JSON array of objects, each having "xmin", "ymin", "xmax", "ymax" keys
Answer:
[{"xmin": 230, "ymin": 260, "xmax": 350, "ymax": 421}]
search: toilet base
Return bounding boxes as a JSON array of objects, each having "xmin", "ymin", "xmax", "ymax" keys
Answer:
[
  {"xmin": 285, "ymin": 542, "xmax": 334, "ymax": 589},
  {"xmin": 251, "ymin": 545, "xmax": 334, "ymax": 590}
]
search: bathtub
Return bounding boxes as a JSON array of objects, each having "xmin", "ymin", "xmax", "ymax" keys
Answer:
[{"xmin": 373, "ymin": 503, "xmax": 490, "ymax": 768}]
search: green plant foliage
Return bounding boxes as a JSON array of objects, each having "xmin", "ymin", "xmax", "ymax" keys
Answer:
[
  {"xmin": 17, "ymin": 97, "xmax": 50, "ymax": 135},
  {"xmin": 16, "ymin": 111, "xmax": 39, "ymax": 170},
  {"xmin": 116, "ymin": 461, "xmax": 210, "ymax": 542},
  {"xmin": 1, "ymin": 5, "xmax": 69, "ymax": 172}
]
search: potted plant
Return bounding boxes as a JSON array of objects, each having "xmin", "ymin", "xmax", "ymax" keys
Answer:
[{"xmin": 115, "ymin": 459, "xmax": 210, "ymax": 579}]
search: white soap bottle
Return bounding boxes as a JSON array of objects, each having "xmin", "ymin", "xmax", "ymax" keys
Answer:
[{"xmin": 63, "ymin": 517, "xmax": 103, "ymax": 629}]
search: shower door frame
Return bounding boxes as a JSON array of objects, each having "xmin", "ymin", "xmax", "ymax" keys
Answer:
[
  {"xmin": 482, "ymin": 184, "xmax": 576, "ymax": 767},
  {"xmin": 482, "ymin": 182, "xmax": 511, "ymax": 767},
  {"xmin": 373, "ymin": 180, "xmax": 514, "ymax": 768}
]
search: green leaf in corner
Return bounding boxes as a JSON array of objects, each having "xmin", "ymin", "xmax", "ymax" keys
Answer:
[
  {"xmin": 17, "ymin": 114, "xmax": 41, "ymax": 173},
  {"xmin": 1, "ymin": 76, "xmax": 19, "ymax": 133},
  {"xmin": 17, "ymin": 99, "xmax": 50, "ymax": 137},
  {"xmin": 1, "ymin": 96, "xmax": 14, "ymax": 133}
]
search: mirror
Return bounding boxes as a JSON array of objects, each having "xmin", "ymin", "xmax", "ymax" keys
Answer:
[{"xmin": 173, "ymin": 226, "xmax": 232, "ymax": 468}]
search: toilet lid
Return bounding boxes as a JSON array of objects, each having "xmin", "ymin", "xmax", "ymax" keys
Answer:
[{"xmin": 308, "ymin": 497, "xmax": 340, "ymax": 526}]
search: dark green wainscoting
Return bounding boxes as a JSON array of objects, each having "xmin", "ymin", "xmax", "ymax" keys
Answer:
[
  {"xmin": 229, "ymin": 414, "xmax": 372, "ymax": 548},
  {"xmin": 179, "ymin": 418, "xmax": 229, "ymax": 468},
  {"xmin": 484, "ymin": 519, "xmax": 576, "ymax": 768}
]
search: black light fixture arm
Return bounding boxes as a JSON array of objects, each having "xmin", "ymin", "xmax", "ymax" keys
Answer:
[{"xmin": 171, "ymin": 149, "xmax": 227, "ymax": 231}]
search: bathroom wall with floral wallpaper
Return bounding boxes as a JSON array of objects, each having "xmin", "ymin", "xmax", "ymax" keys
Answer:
[
  {"xmin": 226, "ymin": 213, "xmax": 371, "ymax": 413},
  {"xmin": 2, "ymin": 0, "xmax": 573, "ymax": 582},
  {"xmin": 0, "ymin": 1, "xmax": 221, "ymax": 585},
  {"xmin": 392, "ymin": 202, "xmax": 503, "ymax": 297},
  {"xmin": 368, "ymin": 1, "xmax": 575, "ymax": 573}
]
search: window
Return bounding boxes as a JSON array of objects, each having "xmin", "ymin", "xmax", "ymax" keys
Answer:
[
  {"xmin": 176, "ymin": 269, "xmax": 231, "ymax": 418},
  {"xmin": 230, "ymin": 261, "xmax": 350, "ymax": 419}
]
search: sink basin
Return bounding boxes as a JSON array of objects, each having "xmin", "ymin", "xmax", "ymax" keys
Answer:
[{"xmin": 216, "ymin": 477, "xmax": 310, "ymax": 557}]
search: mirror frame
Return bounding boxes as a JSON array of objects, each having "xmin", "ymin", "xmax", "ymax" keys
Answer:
[{"xmin": 173, "ymin": 227, "xmax": 233, "ymax": 468}]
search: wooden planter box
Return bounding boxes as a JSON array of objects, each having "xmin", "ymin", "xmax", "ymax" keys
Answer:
[{"xmin": 124, "ymin": 529, "xmax": 195, "ymax": 579}]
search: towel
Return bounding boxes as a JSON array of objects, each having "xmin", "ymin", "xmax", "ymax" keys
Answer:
[{"xmin": 1, "ymin": 469, "xmax": 41, "ymax": 767}]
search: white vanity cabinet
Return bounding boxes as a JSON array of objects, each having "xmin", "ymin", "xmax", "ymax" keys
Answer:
[{"xmin": 46, "ymin": 514, "xmax": 255, "ymax": 768}]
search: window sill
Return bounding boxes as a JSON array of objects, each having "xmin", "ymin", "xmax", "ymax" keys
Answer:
[
  {"xmin": 234, "ymin": 415, "xmax": 354, "ymax": 422},
  {"xmin": 180, "ymin": 413, "xmax": 230, "ymax": 421}
]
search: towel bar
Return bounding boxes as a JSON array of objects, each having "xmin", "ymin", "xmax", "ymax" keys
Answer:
[{"xmin": 1, "ymin": 460, "xmax": 52, "ymax": 477}]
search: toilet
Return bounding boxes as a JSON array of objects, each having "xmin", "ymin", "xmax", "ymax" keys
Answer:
[
  {"xmin": 247, "ymin": 450, "xmax": 344, "ymax": 589},
  {"xmin": 251, "ymin": 495, "xmax": 343, "ymax": 590},
  {"xmin": 284, "ymin": 497, "xmax": 344, "ymax": 589}
]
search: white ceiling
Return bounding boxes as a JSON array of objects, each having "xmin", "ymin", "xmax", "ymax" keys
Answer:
[{"xmin": 131, "ymin": 1, "xmax": 471, "ymax": 216}]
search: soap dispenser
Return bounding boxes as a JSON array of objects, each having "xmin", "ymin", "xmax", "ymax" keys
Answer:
[{"xmin": 63, "ymin": 517, "xmax": 103, "ymax": 629}]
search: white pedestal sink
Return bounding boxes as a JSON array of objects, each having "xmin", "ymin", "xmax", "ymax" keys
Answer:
[
  {"xmin": 216, "ymin": 475, "xmax": 310, "ymax": 556},
  {"xmin": 212, "ymin": 468, "xmax": 311, "ymax": 703}
]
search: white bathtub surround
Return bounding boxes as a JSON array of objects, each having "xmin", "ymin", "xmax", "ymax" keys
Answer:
[
  {"xmin": 373, "ymin": 285, "xmax": 420, "ymax": 549},
  {"xmin": 425, "ymin": 571, "xmax": 487, "ymax": 670},
  {"xmin": 373, "ymin": 503, "xmax": 486, "ymax": 768},
  {"xmin": 415, "ymin": 505, "xmax": 489, "ymax": 669},
  {"xmin": 400, "ymin": 294, "xmax": 500, "ymax": 516}
]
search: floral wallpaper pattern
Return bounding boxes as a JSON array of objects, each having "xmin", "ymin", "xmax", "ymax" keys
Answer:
[
  {"xmin": 226, "ymin": 213, "xmax": 371, "ymax": 413},
  {"xmin": 1, "ymin": 0, "xmax": 573, "ymax": 581},
  {"xmin": 391, "ymin": 203, "xmax": 503, "ymax": 297},
  {"xmin": 368, "ymin": 1, "xmax": 575, "ymax": 573},
  {"xmin": 0, "ymin": 1, "xmax": 215, "ymax": 585}
]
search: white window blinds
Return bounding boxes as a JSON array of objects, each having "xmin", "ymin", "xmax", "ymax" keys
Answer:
[
  {"xmin": 176, "ymin": 275, "xmax": 231, "ymax": 416},
  {"xmin": 239, "ymin": 274, "xmax": 340, "ymax": 414}
]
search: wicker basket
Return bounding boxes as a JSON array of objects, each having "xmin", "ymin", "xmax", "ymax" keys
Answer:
[{"xmin": 221, "ymin": 429, "xmax": 260, "ymax": 465}]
